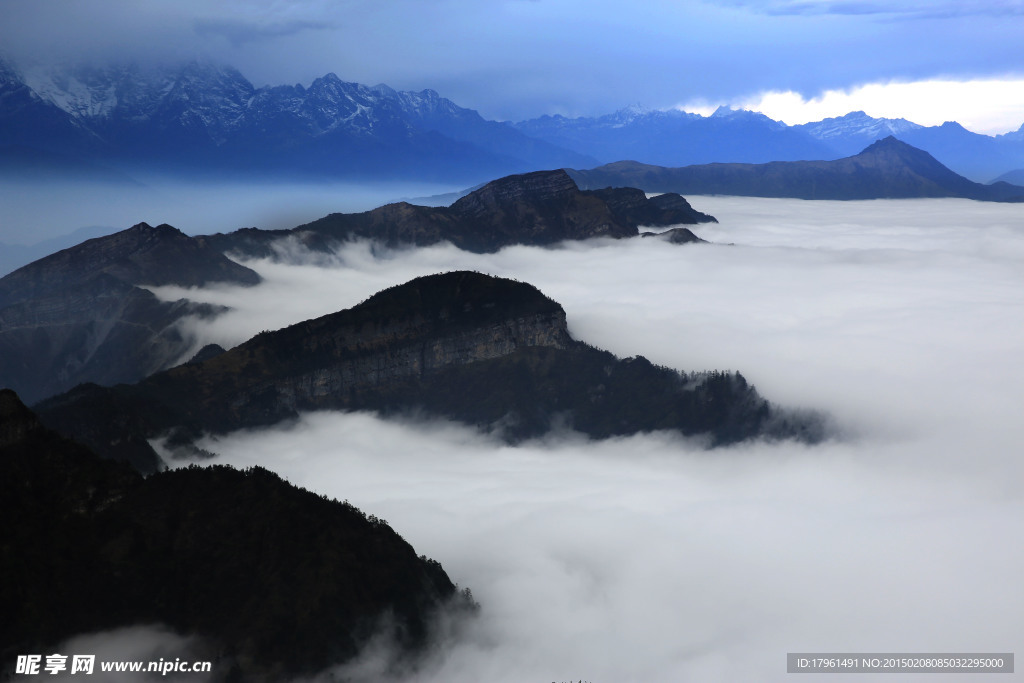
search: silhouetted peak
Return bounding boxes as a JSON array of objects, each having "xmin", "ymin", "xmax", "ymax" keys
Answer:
[
  {"xmin": 0, "ymin": 389, "xmax": 41, "ymax": 448},
  {"xmin": 353, "ymin": 270, "xmax": 565, "ymax": 326},
  {"xmin": 860, "ymin": 135, "xmax": 919, "ymax": 155}
]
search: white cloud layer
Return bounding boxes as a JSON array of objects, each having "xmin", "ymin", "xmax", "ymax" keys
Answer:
[
  {"xmin": 150, "ymin": 196, "xmax": 1024, "ymax": 682},
  {"xmin": 730, "ymin": 79, "xmax": 1024, "ymax": 134}
]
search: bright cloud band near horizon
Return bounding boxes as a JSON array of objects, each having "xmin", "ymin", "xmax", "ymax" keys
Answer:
[{"xmin": 686, "ymin": 79, "xmax": 1024, "ymax": 136}]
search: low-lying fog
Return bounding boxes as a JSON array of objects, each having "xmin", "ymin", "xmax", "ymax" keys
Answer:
[
  {"xmin": 0, "ymin": 177, "xmax": 457, "ymax": 246},
  {"xmin": 149, "ymin": 197, "xmax": 1024, "ymax": 682}
]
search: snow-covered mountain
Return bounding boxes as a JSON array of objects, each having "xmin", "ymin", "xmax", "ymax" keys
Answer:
[
  {"xmin": 796, "ymin": 110, "xmax": 923, "ymax": 146},
  {"xmin": 1, "ymin": 58, "xmax": 595, "ymax": 183}
]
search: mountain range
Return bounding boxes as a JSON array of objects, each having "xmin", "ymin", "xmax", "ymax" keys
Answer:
[
  {"xmin": 0, "ymin": 57, "xmax": 594, "ymax": 183},
  {"xmin": 3, "ymin": 57, "xmax": 1023, "ymax": 184},
  {"xmin": 569, "ymin": 136, "xmax": 1024, "ymax": 201},
  {"xmin": 516, "ymin": 106, "xmax": 1024, "ymax": 184}
]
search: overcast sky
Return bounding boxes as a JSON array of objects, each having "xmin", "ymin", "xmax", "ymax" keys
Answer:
[{"xmin": 1, "ymin": 0, "xmax": 1023, "ymax": 133}]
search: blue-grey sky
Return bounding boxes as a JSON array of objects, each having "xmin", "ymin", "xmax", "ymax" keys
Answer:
[{"xmin": 2, "ymin": 0, "xmax": 1023, "ymax": 132}]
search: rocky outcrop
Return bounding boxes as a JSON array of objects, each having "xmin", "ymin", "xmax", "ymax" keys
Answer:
[
  {"xmin": 446, "ymin": 169, "xmax": 635, "ymax": 250},
  {"xmin": 0, "ymin": 223, "xmax": 260, "ymax": 404},
  {"xmin": 206, "ymin": 169, "xmax": 716, "ymax": 257},
  {"xmin": 642, "ymin": 227, "xmax": 706, "ymax": 244},
  {"xmin": 36, "ymin": 272, "xmax": 824, "ymax": 471},
  {"xmin": 569, "ymin": 137, "xmax": 1024, "ymax": 201},
  {"xmin": 0, "ymin": 388, "xmax": 473, "ymax": 680}
]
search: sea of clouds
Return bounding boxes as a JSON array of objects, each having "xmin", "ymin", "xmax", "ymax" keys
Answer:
[{"xmin": 145, "ymin": 196, "xmax": 1024, "ymax": 682}]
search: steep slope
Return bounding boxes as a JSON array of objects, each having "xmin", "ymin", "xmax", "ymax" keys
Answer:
[
  {"xmin": 0, "ymin": 223, "xmax": 260, "ymax": 404},
  {"xmin": 569, "ymin": 137, "xmax": 1024, "ymax": 201},
  {"xmin": 0, "ymin": 389, "xmax": 472, "ymax": 680},
  {"xmin": 36, "ymin": 272, "xmax": 824, "ymax": 472},
  {"xmin": 207, "ymin": 169, "xmax": 716, "ymax": 257}
]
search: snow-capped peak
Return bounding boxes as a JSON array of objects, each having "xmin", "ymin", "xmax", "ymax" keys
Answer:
[{"xmin": 799, "ymin": 110, "xmax": 923, "ymax": 140}]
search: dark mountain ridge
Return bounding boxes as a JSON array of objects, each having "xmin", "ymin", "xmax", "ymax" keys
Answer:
[
  {"xmin": 207, "ymin": 168, "xmax": 715, "ymax": 258},
  {"xmin": 569, "ymin": 137, "xmax": 1024, "ymax": 201},
  {"xmin": 36, "ymin": 271, "xmax": 824, "ymax": 474},
  {"xmin": 0, "ymin": 223, "xmax": 260, "ymax": 404},
  {"xmin": 0, "ymin": 388, "xmax": 473, "ymax": 680}
]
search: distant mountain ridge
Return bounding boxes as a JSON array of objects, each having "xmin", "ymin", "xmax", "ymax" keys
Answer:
[
  {"xmin": 3, "ymin": 55, "xmax": 1023, "ymax": 183},
  {"xmin": 516, "ymin": 106, "xmax": 1024, "ymax": 183},
  {"xmin": 569, "ymin": 137, "xmax": 1024, "ymax": 201},
  {"xmin": 0, "ymin": 58, "xmax": 595, "ymax": 183},
  {"xmin": 514, "ymin": 105, "xmax": 837, "ymax": 168}
]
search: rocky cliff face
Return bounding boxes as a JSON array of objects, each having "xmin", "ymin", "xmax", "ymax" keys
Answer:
[
  {"xmin": 0, "ymin": 223, "xmax": 260, "ymax": 404},
  {"xmin": 125, "ymin": 271, "xmax": 572, "ymax": 433},
  {"xmin": 271, "ymin": 308, "xmax": 569, "ymax": 413}
]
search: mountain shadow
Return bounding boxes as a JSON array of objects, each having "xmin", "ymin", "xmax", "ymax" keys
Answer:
[
  {"xmin": 0, "ymin": 388, "xmax": 474, "ymax": 681},
  {"xmin": 569, "ymin": 137, "xmax": 1024, "ymax": 201},
  {"xmin": 35, "ymin": 271, "xmax": 825, "ymax": 473}
]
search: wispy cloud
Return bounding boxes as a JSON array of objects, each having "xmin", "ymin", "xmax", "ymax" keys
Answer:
[
  {"xmin": 193, "ymin": 17, "xmax": 334, "ymax": 47},
  {"xmin": 725, "ymin": 78, "xmax": 1024, "ymax": 134}
]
